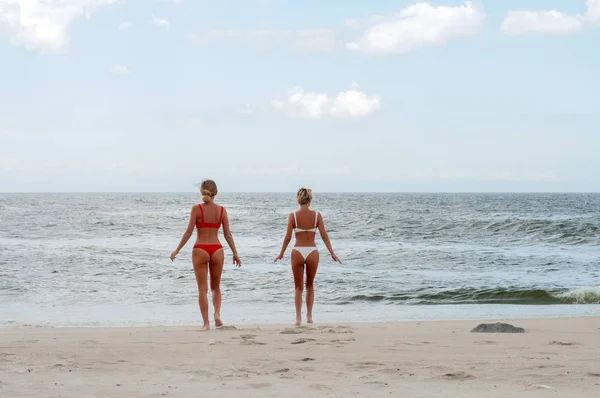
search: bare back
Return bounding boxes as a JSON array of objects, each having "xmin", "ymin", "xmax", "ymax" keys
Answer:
[
  {"xmin": 195, "ymin": 202, "xmax": 224, "ymax": 244},
  {"xmin": 293, "ymin": 209, "xmax": 319, "ymax": 247}
]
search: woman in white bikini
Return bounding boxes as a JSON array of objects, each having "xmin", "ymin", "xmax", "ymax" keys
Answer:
[{"xmin": 274, "ymin": 188, "xmax": 341, "ymax": 326}]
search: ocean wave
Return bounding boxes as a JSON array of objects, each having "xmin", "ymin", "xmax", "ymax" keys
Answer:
[
  {"xmin": 555, "ymin": 286, "xmax": 600, "ymax": 304},
  {"xmin": 344, "ymin": 287, "xmax": 600, "ymax": 305},
  {"xmin": 474, "ymin": 219, "xmax": 599, "ymax": 244}
]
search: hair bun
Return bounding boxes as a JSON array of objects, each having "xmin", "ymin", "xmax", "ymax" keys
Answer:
[
  {"xmin": 201, "ymin": 189, "xmax": 213, "ymax": 203},
  {"xmin": 199, "ymin": 179, "xmax": 218, "ymax": 203},
  {"xmin": 296, "ymin": 187, "xmax": 313, "ymax": 205}
]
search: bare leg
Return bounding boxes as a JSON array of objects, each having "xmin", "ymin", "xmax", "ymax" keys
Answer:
[
  {"xmin": 291, "ymin": 250, "xmax": 305, "ymax": 326},
  {"xmin": 304, "ymin": 251, "xmax": 320, "ymax": 324},
  {"xmin": 192, "ymin": 249, "xmax": 210, "ymax": 330},
  {"xmin": 209, "ymin": 249, "xmax": 225, "ymax": 327}
]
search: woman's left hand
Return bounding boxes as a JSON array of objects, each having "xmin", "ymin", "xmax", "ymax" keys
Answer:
[
  {"xmin": 233, "ymin": 254, "xmax": 242, "ymax": 267},
  {"xmin": 170, "ymin": 251, "xmax": 178, "ymax": 262}
]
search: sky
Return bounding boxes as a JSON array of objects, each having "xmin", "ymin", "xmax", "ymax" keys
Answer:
[{"xmin": 0, "ymin": 0, "xmax": 599, "ymax": 192}]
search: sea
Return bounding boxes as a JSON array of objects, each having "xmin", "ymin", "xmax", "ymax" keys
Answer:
[{"xmin": 0, "ymin": 193, "xmax": 598, "ymax": 327}]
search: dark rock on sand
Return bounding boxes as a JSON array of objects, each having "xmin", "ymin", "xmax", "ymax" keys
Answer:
[{"xmin": 471, "ymin": 323, "xmax": 525, "ymax": 333}]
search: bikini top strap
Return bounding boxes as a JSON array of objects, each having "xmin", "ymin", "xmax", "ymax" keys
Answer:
[
  {"xmin": 293, "ymin": 211, "xmax": 297, "ymax": 228},
  {"xmin": 219, "ymin": 206, "xmax": 224, "ymax": 224},
  {"xmin": 198, "ymin": 204, "xmax": 204, "ymax": 222},
  {"xmin": 314, "ymin": 211, "xmax": 318, "ymax": 228}
]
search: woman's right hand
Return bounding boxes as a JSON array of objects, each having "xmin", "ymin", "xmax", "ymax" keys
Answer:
[{"xmin": 274, "ymin": 254, "xmax": 283, "ymax": 263}]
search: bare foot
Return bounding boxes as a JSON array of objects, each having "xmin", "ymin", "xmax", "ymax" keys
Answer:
[
  {"xmin": 307, "ymin": 316, "xmax": 313, "ymax": 324},
  {"xmin": 295, "ymin": 316, "xmax": 302, "ymax": 326},
  {"xmin": 200, "ymin": 323, "xmax": 210, "ymax": 331},
  {"xmin": 215, "ymin": 316, "xmax": 223, "ymax": 328}
]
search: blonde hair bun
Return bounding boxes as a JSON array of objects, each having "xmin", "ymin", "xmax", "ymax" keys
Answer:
[
  {"xmin": 199, "ymin": 179, "xmax": 218, "ymax": 203},
  {"xmin": 296, "ymin": 187, "xmax": 312, "ymax": 205}
]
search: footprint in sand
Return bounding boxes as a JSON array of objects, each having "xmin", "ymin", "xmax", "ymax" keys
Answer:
[
  {"xmin": 0, "ymin": 353, "xmax": 15, "ymax": 363},
  {"xmin": 588, "ymin": 372, "xmax": 600, "ymax": 377},
  {"xmin": 241, "ymin": 340, "xmax": 267, "ymax": 346},
  {"xmin": 247, "ymin": 383, "xmax": 272, "ymax": 389},
  {"xmin": 274, "ymin": 368, "xmax": 290, "ymax": 374},
  {"xmin": 185, "ymin": 369, "xmax": 214, "ymax": 378},
  {"xmin": 291, "ymin": 338, "xmax": 316, "ymax": 345},
  {"xmin": 281, "ymin": 328, "xmax": 304, "ymax": 335},
  {"xmin": 440, "ymin": 371, "xmax": 475, "ymax": 380},
  {"xmin": 233, "ymin": 334, "xmax": 266, "ymax": 345},
  {"xmin": 309, "ymin": 384, "xmax": 332, "ymax": 391},
  {"xmin": 217, "ymin": 325, "xmax": 237, "ymax": 331},
  {"xmin": 80, "ymin": 340, "xmax": 102, "ymax": 346},
  {"xmin": 377, "ymin": 368, "xmax": 403, "ymax": 375},
  {"xmin": 234, "ymin": 334, "xmax": 257, "ymax": 340},
  {"xmin": 348, "ymin": 361, "xmax": 385, "ymax": 370},
  {"xmin": 363, "ymin": 381, "xmax": 389, "ymax": 387},
  {"xmin": 549, "ymin": 341, "xmax": 577, "ymax": 346},
  {"xmin": 330, "ymin": 338, "xmax": 355, "ymax": 344},
  {"xmin": 318, "ymin": 326, "xmax": 354, "ymax": 334}
]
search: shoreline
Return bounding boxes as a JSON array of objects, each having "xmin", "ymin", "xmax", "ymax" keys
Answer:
[
  {"xmin": 2, "ymin": 302, "xmax": 598, "ymax": 329},
  {"xmin": 2, "ymin": 313, "xmax": 600, "ymax": 329},
  {"xmin": 1, "ymin": 316, "xmax": 599, "ymax": 397}
]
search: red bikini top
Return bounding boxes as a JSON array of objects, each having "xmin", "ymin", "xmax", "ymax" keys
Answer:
[{"xmin": 196, "ymin": 204, "xmax": 224, "ymax": 229}]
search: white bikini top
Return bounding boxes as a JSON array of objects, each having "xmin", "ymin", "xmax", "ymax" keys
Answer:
[{"xmin": 293, "ymin": 211, "xmax": 319, "ymax": 233}]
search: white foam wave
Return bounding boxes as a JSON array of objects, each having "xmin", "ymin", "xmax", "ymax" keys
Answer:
[{"xmin": 554, "ymin": 286, "xmax": 600, "ymax": 304}]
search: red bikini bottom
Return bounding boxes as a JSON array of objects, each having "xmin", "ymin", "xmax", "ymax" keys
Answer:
[{"xmin": 193, "ymin": 244, "xmax": 223, "ymax": 257}]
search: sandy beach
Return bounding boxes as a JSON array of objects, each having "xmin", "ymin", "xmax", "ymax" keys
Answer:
[{"xmin": 1, "ymin": 317, "xmax": 599, "ymax": 397}]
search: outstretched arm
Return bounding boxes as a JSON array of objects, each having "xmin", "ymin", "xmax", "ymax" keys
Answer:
[
  {"xmin": 274, "ymin": 213, "xmax": 294, "ymax": 262},
  {"xmin": 222, "ymin": 208, "xmax": 242, "ymax": 267},
  {"xmin": 317, "ymin": 213, "xmax": 342, "ymax": 264},
  {"xmin": 170, "ymin": 205, "xmax": 197, "ymax": 261}
]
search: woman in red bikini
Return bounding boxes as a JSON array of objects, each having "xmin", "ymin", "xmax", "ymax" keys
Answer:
[
  {"xmin": 170, "ymin": 179, "xmax": 241, "ymax": 330},
  {"xmin": 274, "ymin": 188, "xmax": 341, "ymax": 326}
]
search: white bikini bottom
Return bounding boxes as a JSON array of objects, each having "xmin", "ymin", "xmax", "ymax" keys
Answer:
[{"xmin": 293, "ymin": 246, "xmax": 318, "ymax": 261}]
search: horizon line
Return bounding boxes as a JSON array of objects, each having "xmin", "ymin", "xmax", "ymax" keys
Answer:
[{"xmin": 1, "ymin": 191, "xmax": 599, "ymax": 194}]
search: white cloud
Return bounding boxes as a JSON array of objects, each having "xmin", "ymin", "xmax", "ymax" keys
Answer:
[
  {"xmin": 346, "ymin": 1, "xmax": 485, "ymax": 55},
  {"xmin": 151, "ymin": 17, "xmax": 170, "ymax": 28},
  {"xmin": 501, "ymin": 0, "xmax": 600, "ymax": 36},
  {"xmin": 272, "ymin": 83, "xmax": 381, "ymax": 119},
  {"xmin": 501, "ymin": 10, "xmax": 583, "ymax": 35},
  {"xmin": 108, "ymin": 64, "xmax": 129, "ymax": 75},
  {"xmin": 188, "ymin": 28, "xmax": 340, "ymax": 53},
  {"xmin": 344, "ymin": 18, "xmax": 362, "ymax": 29},
  {"xmin": 118, "ymin": 21, "xmax": 132, "ymax": 30},
  {"xmin": 0, "ymin": 0, "xmax": 119, "ymax": 54},
  {"xmin": 586, "ymin": 0, "xmax": 600, "ymax": 21}
]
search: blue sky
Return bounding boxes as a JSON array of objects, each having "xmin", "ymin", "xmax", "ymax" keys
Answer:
[{"xmin": 0, "ymin": 0, "xmax": 599, "ymax": 192}]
